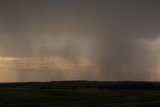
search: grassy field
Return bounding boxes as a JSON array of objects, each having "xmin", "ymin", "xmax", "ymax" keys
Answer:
[{"xmin": 0, "ymin": 89, "xmax": 160, "ymax": 107}]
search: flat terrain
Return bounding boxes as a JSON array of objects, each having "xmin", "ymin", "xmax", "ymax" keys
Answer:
[{"xmin": 0, "ymin": 89, "xmax": 160, "ymax": 107}]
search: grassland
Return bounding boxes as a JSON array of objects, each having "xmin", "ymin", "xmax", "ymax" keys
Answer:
[
  {"xmin": 1, "ymin": 81, "xmax": 160, "ymax": 107},
  {"xmin": 0, "ymin": 89, "xmax": 160, "ymax": 107}
]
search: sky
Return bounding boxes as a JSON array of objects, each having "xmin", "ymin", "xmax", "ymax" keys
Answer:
[{"xmin": 0, "ymin": 0, "xmax": 160, "ymax": 82}]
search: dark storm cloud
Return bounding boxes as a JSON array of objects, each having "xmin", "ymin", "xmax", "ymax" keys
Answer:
[{"xmin": 0, "ymin": 0, "xmax": 160, "ymax": 81}]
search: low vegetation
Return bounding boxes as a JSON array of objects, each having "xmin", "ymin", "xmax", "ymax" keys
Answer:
[{"xmin": 0, "ymin": 81, "xmax": 160, "ymax": 107}]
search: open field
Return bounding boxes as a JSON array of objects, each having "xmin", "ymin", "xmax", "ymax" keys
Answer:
[
  {"xmin": 1, "ymin": 89, "xmax": 160, "ymax": 107},
  {"xmin": 1, "ymin": 81, "xmax": 160, "ymax": 107}
]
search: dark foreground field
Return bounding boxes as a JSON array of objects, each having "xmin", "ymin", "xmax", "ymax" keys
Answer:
[{"xmin": 1, "ymin": 81, "xmax": 160, "ymax": 107}]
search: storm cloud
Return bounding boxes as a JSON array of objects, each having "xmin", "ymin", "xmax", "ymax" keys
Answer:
[{"xmin": 0, "ymin": 0, "xmax": 160, "ymax": 82}]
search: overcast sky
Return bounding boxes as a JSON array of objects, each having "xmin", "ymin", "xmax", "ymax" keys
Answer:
[{"xmin": 0, "ymin": 0, "xmax": 160, "ymax": 82}]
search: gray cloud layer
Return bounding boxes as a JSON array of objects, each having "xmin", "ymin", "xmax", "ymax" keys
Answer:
[{"xmin": 0, "ymin": 0, "xmax": 160, "ymax": 82}]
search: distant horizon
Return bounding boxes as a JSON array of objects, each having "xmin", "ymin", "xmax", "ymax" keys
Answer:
[{"xmin": 2, "ymin": 80, "xmax": 160, "ymax": 84}]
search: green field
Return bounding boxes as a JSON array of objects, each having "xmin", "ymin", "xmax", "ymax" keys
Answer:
[{"xmin": 0, "ymin": 89, "xmax": 160, "ymax": 107}]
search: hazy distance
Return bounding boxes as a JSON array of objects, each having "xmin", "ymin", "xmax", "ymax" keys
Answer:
[{"xmin": 0, "ymin": 0, "xmax": 160, "ymax": 82}]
